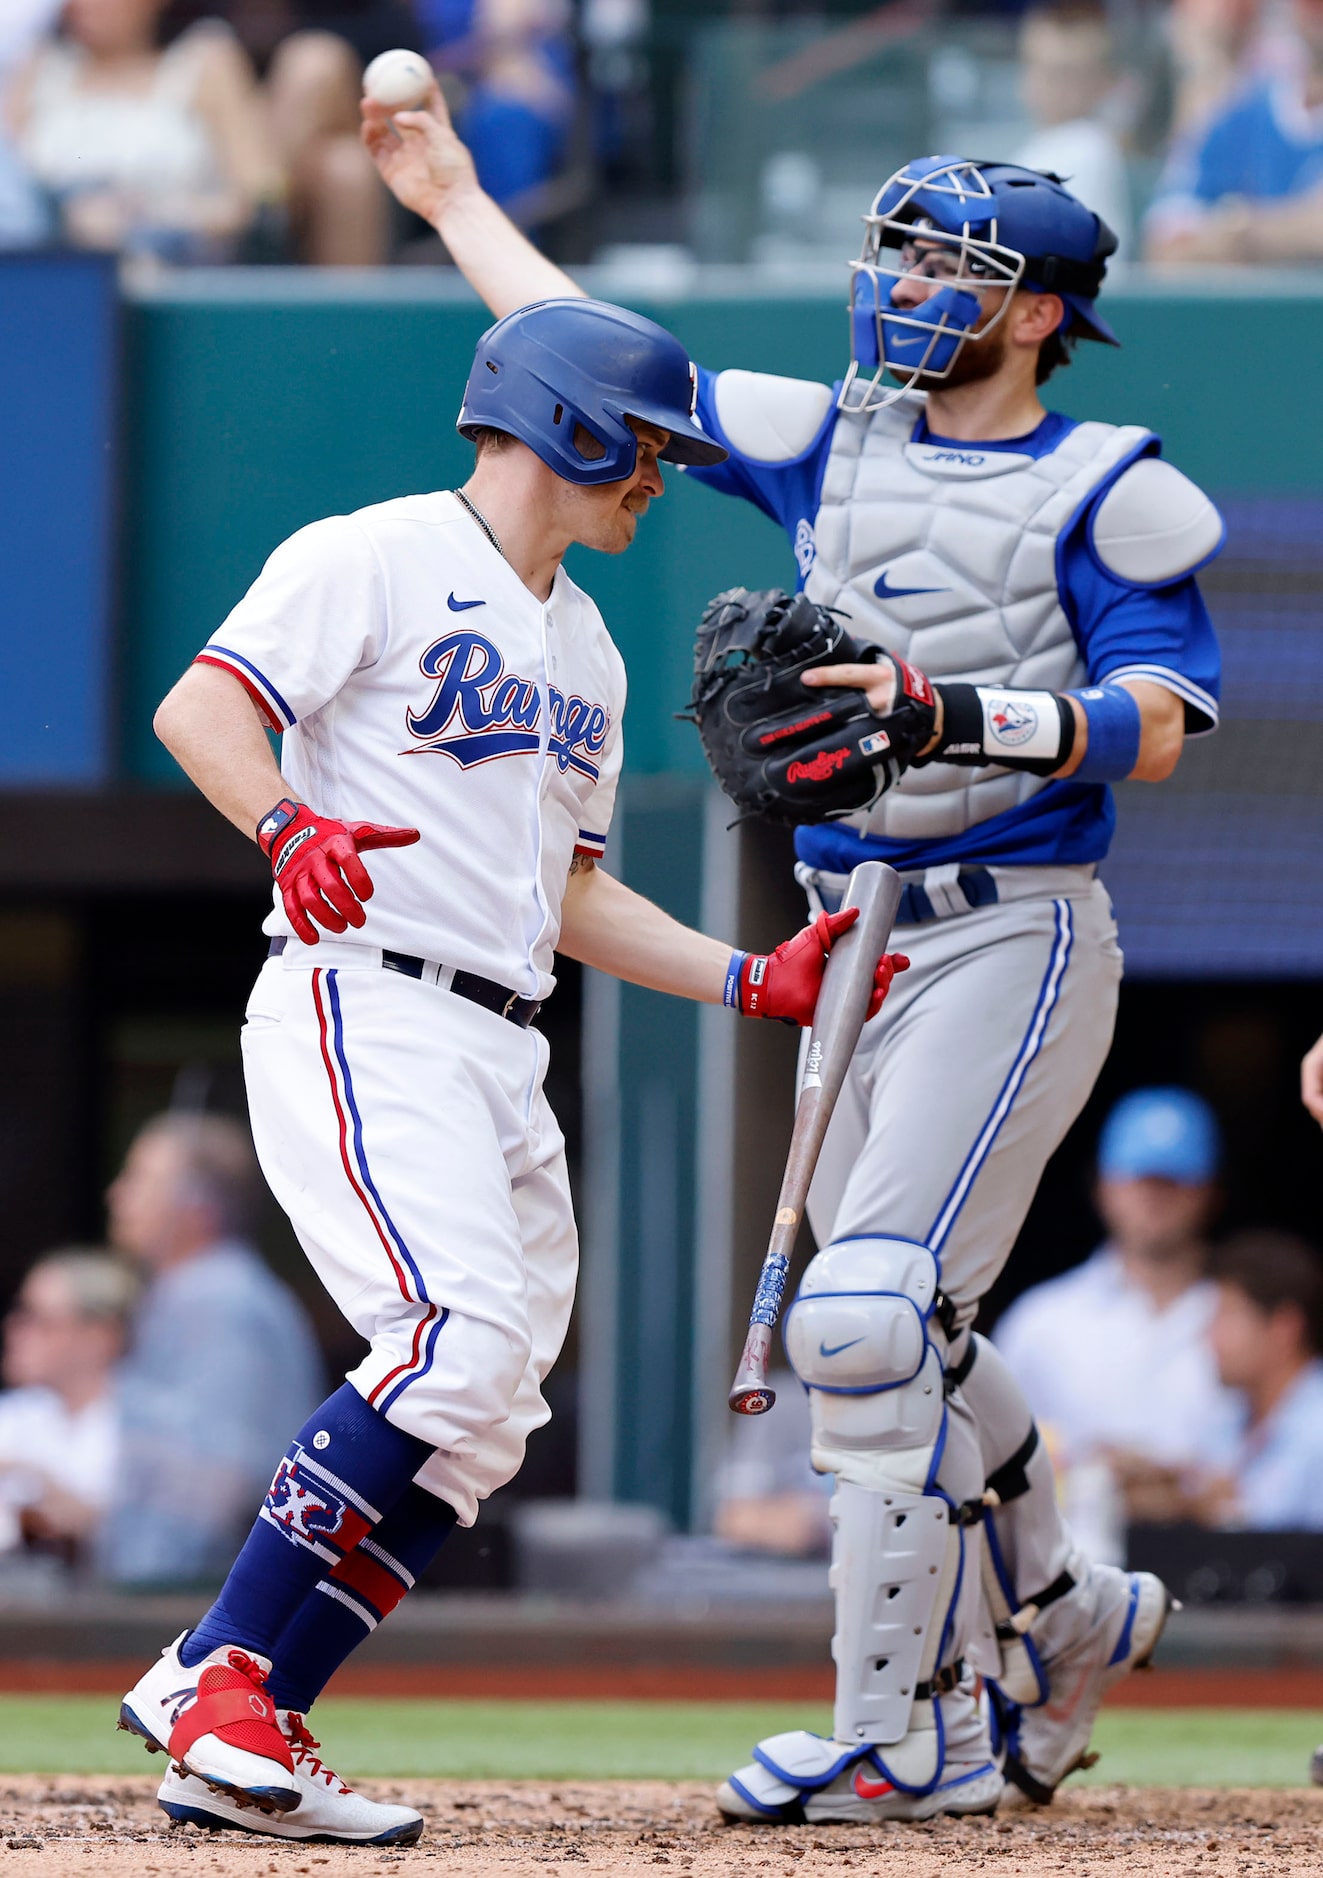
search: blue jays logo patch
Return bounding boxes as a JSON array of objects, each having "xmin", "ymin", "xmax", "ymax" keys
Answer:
[
  {"xmin": 265, "ymin": 1455, "xmax": 347, "ymax": 1544},
  {"xmin": 988, "ymin": 697, "xmax": 1039, "ymax": 748},
  {"xmin": 405, "ymin": 630, "xmax": 609, "ymax": 779}
]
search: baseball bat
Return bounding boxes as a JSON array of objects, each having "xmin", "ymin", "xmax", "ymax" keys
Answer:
[{"xmin": 728, "ymin": 859, "xmax": 903, "ymax": 1415}]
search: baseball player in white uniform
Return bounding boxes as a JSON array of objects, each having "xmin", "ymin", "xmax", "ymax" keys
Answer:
[
  {"xmin": 365, "ymin": 101, "xmax": 1224, "ymax": 1824},
  {"xmin": 114, "ymin": 297, "xmax": 903, "ymax": 1846}
]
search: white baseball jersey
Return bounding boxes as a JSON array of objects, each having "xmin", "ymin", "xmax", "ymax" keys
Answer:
[{"xmin": 199, "ymin": 492, "xmax": 626, "ymax": 1000}]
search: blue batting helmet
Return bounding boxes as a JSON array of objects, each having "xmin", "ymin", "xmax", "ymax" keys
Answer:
[
  {"xmin": 457, "ymin": 298, "xmax": 727, "ymax": 485},
  {"xmin": 843, "ymin": 155, "xmax": 1119, "ymax": 413}
]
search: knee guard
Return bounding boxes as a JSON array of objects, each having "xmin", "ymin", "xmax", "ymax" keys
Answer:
[{"xmin": 786, "ymin": 1238, "xmax": 962, "ymax": 1761}]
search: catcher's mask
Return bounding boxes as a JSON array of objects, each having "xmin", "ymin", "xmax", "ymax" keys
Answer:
[
  {"xmin": 457, "ymin": 298, "xmax": 727, "ymax": 486},
  {"xmin": 841, "ymin": 155, "xmax": 1119, "ymax": 414}
]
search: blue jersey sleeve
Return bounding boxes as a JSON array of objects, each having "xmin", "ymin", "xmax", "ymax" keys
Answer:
[
  {"xmin": 685, "ymin": 366, "xmax": 837, "ymax": 575},
  {"xmin": 1058, "ymin": 512, "xmax": 1222, "ymax": 733}
]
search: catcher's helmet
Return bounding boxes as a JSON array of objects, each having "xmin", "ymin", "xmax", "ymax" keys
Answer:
[
  {"xmin": 457, "ymin": 298, "xmax": 727, "ymax": 485},
  {"xmin": 843, "ymin": 155, "xmax": 1119, "ymax": 413}
]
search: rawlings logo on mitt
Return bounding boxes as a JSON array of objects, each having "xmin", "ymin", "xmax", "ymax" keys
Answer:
[{"xmin": 686, "ymin": 587, "xmax": 937, "ymax": 826}]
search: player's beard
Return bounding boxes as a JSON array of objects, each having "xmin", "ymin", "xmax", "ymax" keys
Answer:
[{"xmin": 909, "ymin": 314, "xmax": 1010, "ymax": 392}]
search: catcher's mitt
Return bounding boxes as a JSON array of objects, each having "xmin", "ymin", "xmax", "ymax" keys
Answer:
[{"xmin": 688, "ymin": 587, "xmax": 937, "ymax": 826}]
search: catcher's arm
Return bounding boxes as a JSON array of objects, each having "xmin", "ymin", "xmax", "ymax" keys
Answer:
[
  {"xmin": 804, "ymin": 661, "xmax": 1185, "ymax": 784},
  {"xmin": 361, "ymin": 85, "xmax": 583, "ymax": 319}
]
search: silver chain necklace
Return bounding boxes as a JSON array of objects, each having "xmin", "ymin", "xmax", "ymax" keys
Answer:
[{"xmin": 454, "ymin": 487, "xmax": 506, "ymax": 562}]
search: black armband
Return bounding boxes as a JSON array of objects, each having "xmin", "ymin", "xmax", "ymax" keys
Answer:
[{"xmin": 924, "ymin": 683, "xmax": 1076, "ymax": 778}]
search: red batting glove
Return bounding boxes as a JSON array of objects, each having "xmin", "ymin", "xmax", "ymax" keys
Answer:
[
  {"xmin": 256, "ymin": 798, "xmax": 420, "ymax": 946},
  {"xmin": 728, "ymin": 907, "xmax": 909, "ymax": 1026}
]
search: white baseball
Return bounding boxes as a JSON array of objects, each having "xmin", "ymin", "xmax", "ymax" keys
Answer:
[{"xmin": 362, "ymin": 49, "xmax": 435, "ymax": 111}]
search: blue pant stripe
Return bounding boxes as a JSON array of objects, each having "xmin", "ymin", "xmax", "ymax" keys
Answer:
[{"xmin": 927, "ymin": 900, "xmax": 1074, "ymax": 1257}]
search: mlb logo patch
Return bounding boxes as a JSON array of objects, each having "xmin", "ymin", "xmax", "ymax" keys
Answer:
[{"xmin": 265, "ymin": 1455, "xmax": 348, "ymax": 1545}]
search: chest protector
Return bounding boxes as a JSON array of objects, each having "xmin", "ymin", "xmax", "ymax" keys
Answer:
[{"xmin": 802, "ymin": 396, "xmax": 1153, "ymax": 843}]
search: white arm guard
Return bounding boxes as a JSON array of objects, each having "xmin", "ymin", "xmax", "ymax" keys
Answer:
[
  {"xmin": 710, "ymin": 370, "xmax": 835, "ymax": 463},
  {"xmin": 1088, "ymin": 457, "xmax": 1224, "ymax": 587}
]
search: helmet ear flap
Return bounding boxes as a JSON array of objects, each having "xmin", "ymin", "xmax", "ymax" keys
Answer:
[{"xmin": 851, "ymin": 272, "xmax": 882, "ymax": 371}]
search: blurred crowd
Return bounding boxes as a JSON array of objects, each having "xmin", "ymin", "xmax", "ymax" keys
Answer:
[
  {"xmin": 6, "ymin": 0, "xmax": 1323, "ymax": 269},
  {"xmin": 0, "ymin": 1109, "xmax": 322, "ymax": 1593},
  {"xmin": 0, "ymin": 0, "xmax": 590, "ymax": 263},
  {"xmin": 6, "ymin": 1091, "xmax": 1322, "ymax": 1597},
  {"xmin": 1012, "ymin": 0, "xmax": 1323, "ymax": 263}
]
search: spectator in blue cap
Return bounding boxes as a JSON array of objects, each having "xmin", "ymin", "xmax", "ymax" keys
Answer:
[{"xmin": 995, "ymin": 1087, "xmax": 1238, "ymax": 1563}]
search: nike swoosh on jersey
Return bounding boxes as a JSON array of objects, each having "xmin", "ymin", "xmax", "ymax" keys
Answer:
[
  {"xmin": 874, "ymin": 570, "xmax": 948, "ymax": 600},
  {"xmin": 447, "ymin": 593, "xmax": 485, "ymax": 611},
  {"xmin": 819, "ymin": 1336, "xmax": 866, "ymax": 1359},
  {"xmin": 852, "ymin": 1768, "xmax": 895, "ymax": 1800}
]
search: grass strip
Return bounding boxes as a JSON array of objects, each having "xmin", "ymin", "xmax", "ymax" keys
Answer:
[{"xmin": 0, "ymin": 1698, "xmax": 1314, "ymax": 1787}]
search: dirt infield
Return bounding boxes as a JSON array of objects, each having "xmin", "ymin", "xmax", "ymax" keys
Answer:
[{"xmin": 0, "ymin": 1777, "xmax": 1317, "ymax": 1876}]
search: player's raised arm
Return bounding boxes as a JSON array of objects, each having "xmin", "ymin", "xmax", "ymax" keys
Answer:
[{"xmin": 361, "ymin": 81, "xmax": 584, "ymax": 318}]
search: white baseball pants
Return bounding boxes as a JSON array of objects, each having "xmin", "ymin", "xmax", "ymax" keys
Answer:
[{"xmin": 241, "ymin": 945, "xmax": 577, "ymax": 1526}]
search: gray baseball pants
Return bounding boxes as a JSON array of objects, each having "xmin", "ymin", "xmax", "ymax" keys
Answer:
[{"xmin": 802, "ymin": 866, "xmax": 1123, "ymax": 1683}]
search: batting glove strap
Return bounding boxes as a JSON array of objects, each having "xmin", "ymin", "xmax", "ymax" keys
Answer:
[
  {"xmin": 926, "ymin": 683, "xmax": 1076, "ymax": 778},
  {"xmin": 257, "ymin": 798, "xmax": 316, "ymax": 875}
]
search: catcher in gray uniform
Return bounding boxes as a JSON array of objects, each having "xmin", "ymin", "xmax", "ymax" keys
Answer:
[{"xmin": 363, "ymin": 112, "xmax": 1223, "ymax": 1822}]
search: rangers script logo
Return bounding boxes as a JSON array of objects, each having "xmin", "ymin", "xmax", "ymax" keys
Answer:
[{"xmin": 405, "ymin": 630, "xmax": 610, "ymax": 779}]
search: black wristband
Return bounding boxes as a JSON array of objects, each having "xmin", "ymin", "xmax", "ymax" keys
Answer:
[
  {"xmin": 930, "ymin": 684, "xmax": 1076, "ymax": 777},
  {"xmin": 930, "ymin": 684, "xmax": 984, "ymax": 762}
]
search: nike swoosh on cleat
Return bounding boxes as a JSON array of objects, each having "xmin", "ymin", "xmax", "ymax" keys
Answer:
[
  {"xmin": 447, "ymin": 593, "xmax": 485, "ymax": 611},
  {"xmin": 852, "ymin": 1769, "xmax": 895, "ymax": 1800},
  {"xmin": 874, "ymin": 571, "xmax": 948, "ymax": 600},
  {"xmin": 819, "ymin": 1337, "xmax": 866, "ymax": 1358}
]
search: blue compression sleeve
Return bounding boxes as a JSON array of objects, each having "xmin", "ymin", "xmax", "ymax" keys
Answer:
[{"xmin": 1067, "ymin": 683, "xmax": 1143, "ymax": 783}]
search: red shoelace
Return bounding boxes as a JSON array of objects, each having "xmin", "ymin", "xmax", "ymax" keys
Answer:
[
  {"xmin": 224, "ymin": 1649, "xmax": 273, "ymax": 1690},
  {"xmin": 285, "ymin": 1714, "xmax": 350, "ymax": 1794}
]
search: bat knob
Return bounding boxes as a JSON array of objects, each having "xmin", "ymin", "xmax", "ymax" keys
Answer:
[{"xmin": 728, "ymin": 1384, "xmax": 777, "ymax": 1416}]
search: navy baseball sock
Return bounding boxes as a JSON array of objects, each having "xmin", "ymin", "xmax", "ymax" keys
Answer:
[
  {"xmin": 264, "ymin": 1483, "xmax": 459, "ymax": 1713},
  {"xmin": 180, "ymin": 1382, "xmax": 433, "ymax": 1668}
]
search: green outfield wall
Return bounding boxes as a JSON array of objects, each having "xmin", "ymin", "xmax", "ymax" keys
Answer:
[{"xmin": 117, "ymin": 272, "xmax": 1323, "ymax": 1523}]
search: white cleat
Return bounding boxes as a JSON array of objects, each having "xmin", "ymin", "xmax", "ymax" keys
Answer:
[
  {"xmin": 118, "ymin": 1631, "xmax": 298, "ymax": 1815},
  {"xmin": 997, "ymin": 1568, "xmax": 1174, "ymax": 1804},
  {"xmin": 158, "ymin": 1712, "xmax": 424, "ymax": 1845},
  {"xmin": 716, "ymin": 1715, "xmax": 1002, "ymax": 1826}
]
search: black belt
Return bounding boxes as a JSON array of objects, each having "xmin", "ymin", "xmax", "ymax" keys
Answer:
[{"xmin": 267, "ymin": 938, "xmax": 542, "ymax": 1029}]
